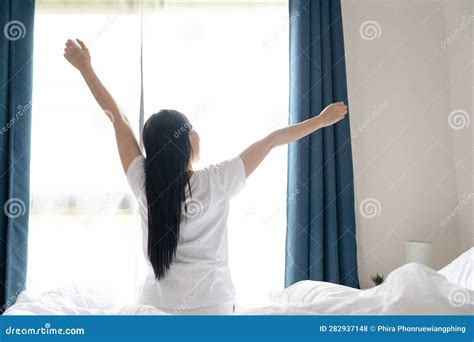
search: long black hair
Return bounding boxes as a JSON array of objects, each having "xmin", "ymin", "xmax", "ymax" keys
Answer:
[{"xmin": 142, "ymin": 109, "xmax": 193, "ymax": 280}]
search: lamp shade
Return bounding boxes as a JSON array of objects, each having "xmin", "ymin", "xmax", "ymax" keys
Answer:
[{"xmin": 405, "ymin": 240, "xmax": 432, "ymax": 267}]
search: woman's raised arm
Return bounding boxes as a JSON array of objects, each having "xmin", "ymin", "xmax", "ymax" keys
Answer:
[
  {"xmin": 239, "ymin": 102, "xmax": 348, "ymax": 177},
  {"xmin": 63, "ymin": 39, "xmax": 142, "ymax": 174}
]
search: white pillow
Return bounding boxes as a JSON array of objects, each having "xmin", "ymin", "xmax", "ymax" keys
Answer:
[{"xmin": 438, "ymin": 247, "xmax": 473, "ymax": 290}]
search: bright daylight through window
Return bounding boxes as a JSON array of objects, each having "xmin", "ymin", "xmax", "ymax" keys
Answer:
[{"xmin": 28, "ymin": 2, "xmax": 288, "ymax": 307}]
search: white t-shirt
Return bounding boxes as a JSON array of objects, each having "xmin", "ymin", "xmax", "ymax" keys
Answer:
[{"xmin": 127, "ymin": 155, "xmax": 246, "ymax": 313}]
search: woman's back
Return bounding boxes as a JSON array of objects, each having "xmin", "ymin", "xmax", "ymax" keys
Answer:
[{"xmin": 127, "ymin": 155, "xmax": 246, "ymax": 314}]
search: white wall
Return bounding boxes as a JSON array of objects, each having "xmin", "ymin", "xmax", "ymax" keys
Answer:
[
  {"xmin": 341, "ymin": 0, "xmax": 472, "ymax": 288},
  {"xmin": 443, "ymin": 0, "xmax": 473, "ymax": 252}
]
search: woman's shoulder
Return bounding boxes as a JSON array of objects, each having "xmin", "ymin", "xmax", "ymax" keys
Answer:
[{"xmin": 191, "ymin": 157, "xmax": 246, "ymax": 198}]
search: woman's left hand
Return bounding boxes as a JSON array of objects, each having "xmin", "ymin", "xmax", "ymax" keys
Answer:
[{"xmin": 63, "ymin": 39, "xmax": 92, "ymax": 73}]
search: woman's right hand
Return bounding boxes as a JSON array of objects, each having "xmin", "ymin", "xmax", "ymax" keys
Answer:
[
  {"xmin": 239, "ymin": 102, "xmax": 348, "ymax": 177},
  {"xmin": 63, "ymin": 39, "xmax": 92, "ymax": 73},
  {"xmin": 317, "ymin": 102, "xmax": 348, "ymax": 128}
]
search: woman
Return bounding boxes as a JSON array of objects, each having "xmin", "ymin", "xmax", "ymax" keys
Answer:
[{"xmin": 63, "ymin": 39, "xmax": 348, "ymax": 315}]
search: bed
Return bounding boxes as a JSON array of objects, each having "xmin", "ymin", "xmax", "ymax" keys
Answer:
[{"xmin": 4, "ymin": 248, "xmax": 472, "ymax": 315}]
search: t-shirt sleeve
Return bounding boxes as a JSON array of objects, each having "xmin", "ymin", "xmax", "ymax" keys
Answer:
[
  {"xmin": 207, "ymin": 156, "xmax": 246, "ymax": 198},
  {"xmin": 126, "ymin": 155, "xmax": 146, "ymax": 201}
]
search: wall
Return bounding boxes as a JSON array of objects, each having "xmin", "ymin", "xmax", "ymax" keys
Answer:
[
  {"xmin": 341, "ymin": 0, "xmax": 472, "ymax": 288},
  {"xmin": 443, "ymin": 0, "xmax": 473, "ymax": 253}
]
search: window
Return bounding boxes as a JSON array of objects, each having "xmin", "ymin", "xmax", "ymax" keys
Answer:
[{"xmin": 28, "ymin": 1, "xmax": 288, "ymax": 307}]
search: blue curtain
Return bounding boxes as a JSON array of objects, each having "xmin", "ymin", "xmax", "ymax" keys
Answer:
[
  {"xmin": 0, "ymin": 0, "xmax": 35, "ymax": 312},
  {"xmin": 285, "ymin": 0, "xmax": 359, "ymax": 288}
]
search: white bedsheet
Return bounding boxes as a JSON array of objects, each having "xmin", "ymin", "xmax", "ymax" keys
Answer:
[
  {"xmin": 3, "ymin": 286, "xmax": 167, "ymax": 315},
  {"xmin": 241, "ymin": 262, "xmax": 473, "ymax": 315},
  {"xmin": 4, "ymin": 249, "xmax": 473, "ymax": 315},
  {"xmin": 438, "ymin": 247, "xmax": 473, "ymax": 291}
]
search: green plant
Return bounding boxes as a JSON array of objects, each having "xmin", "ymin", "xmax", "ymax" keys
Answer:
[{"xmin": 370, "ymin": 273, "xmax": 385, "ymax": 286}]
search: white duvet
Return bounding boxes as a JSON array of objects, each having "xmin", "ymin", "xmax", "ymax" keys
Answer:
[
  {"xmin": 4, "ymin": 286, "xmax": 167, "ymax": 315},
  {"xmin": 4, "ymin": 248, "xmax": 473, "ymax": 315}
]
